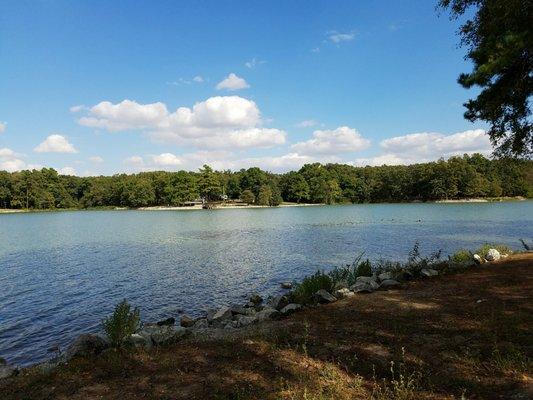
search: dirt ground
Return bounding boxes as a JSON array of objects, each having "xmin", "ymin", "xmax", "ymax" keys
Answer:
[{"xmin": 2, "ymin": 254, "xmax": 532, "ymax": 399}]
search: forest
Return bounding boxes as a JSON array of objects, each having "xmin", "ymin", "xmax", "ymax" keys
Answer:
[{"xmin": 0, "ymin": 154, "xmax": 531, "ymax": 210}]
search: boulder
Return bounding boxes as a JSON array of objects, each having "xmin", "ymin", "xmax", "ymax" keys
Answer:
[
  {"xmin": 378, "ymin": 272, "xmax": 392, "ymax": 282},
  {"xmin": 356, "ymin": 276, "xmax": 380, "ymax": 289},
  {"xmin": 249, "ymin": 294, "xmax": 263, "ymax": 306},
  {"xmin": 473, "ymin": 254, "xmax": 483, "ymax": 265},
  {"xmin": 281, "ymin": 282, "xmax": 293, "ymax": 289},
  {"xmin": 235, "ymin": 315, "xmax": 256, "ymax": 327},
  {"xmin": 350, "ymin": 282, "xmax": 375, "ymax": 293},
  {"xmin": 0, "ymin": 365, "xmax": 17, "ymax": 379},
  {"xmin": 334, "ymin": 288, "xmax": 354, "ymax": 298},
  {"xmin": 421, "ymin": 268, "xmax": 438, "ymax": 277},
  {"xmin": 192, "ymin": 318, "xmax": 209, "ymax": 330},
  {"xmin": 314, "ymin": 289, "xmax": 337, "ymax": 303},
  {"xmin": 138, "ymin": 324, "xmax": 188, "ymax": 345},
  {"xmin": 230, "ymin": 304, "xmax": 256, "ymax": 316},
  {"xmin": 207, "ymin": 306, "xmax": 232, "ymax": 327},
  {"xmin": 255, "ymin": 307, "xmax": 281, "ymax": 321},
  {"xmin": 268, "ymin": 295, "xmax": 289, "ymax": 311},
  {"xmin": 280, "ymin": 303, "xmax": 302, "ymax": 315},
  {"xmin": 156, "ymin": 317, "xmax": 175, "ymax": 326},
  {"xmin": 180, "ymin": 314, "xmax": 195, "ymax": 328},
  {"xmin": 127, "ymin": 333, "xmax": 151, "ymax": 349},
  {"xmin": 486, "ymin": 248, "xmax": 501, "ymax": 261},
  {"xmin": 65, "ymin": 333, "xmax": 110, "ymax": 360},
  {"xmin": 379, "ymin": 279, "xmax": 401, "ymax": 289}
]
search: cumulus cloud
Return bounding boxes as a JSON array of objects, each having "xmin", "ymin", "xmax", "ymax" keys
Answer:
[
  {"xmin": 0, "ymin": 148, "xmax": 25, "ymax": 172},
  {"xmin": 292, "ymin": 126, "xmax": 370, "ymax": 155},
  {"xmin": 328, "ymin": 31, "xmax": 355, "ymax": 43},
  {"xmin": 58, "ymin": 166, "xmax": 77, "ymax": 176},
  {"xmin": 193, "ymin": 75, "xmax": 204, "ymax": 83},
  {"xmin": 79, "ymin": 96, "xmax": 286, "ymax": 149},
  {"xmin": 89, "ymin": 156, "xmax": 104, "ymax": 163},
  {"xmin": 216, "ymin": 73, "xmax": 250, "ymax": 91},
  {"xmin": 34, "ymin": 134, "xmax": 78, "ymax": 153},
  {"xmin": 0, "ymin": 121, "xmax": 6, "ymax": 133},
  {"xmin": 355, "ymin": 129, "xmax": 492, "ymax": 166}
]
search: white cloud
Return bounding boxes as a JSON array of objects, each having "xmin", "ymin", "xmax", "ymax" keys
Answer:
[
  {"xmin": 89, "ymin": 156, "xmax": 104, "ymax": 163},
  {"xmin": 79, "ymin": 96, "xmax": 286, "ymax": 149},
  {"xmin": 311, "ymin": 47, "xmax": 320, "ymax": 53},
  {"xmin": 355, "ymin": 129, "xmax": 492, "ymax": 166},
  {"xmin": 193, "ymin": 75, "xmax": 204, "ymax": 83},
  {"xmin": 295, "ymin": 119, "xmax": 319, "ymax": 128},
  {"xmin": 123, "ymin": 155, "xmax": 145, "ymax": 168},
  {"xmin": 151, "ymin": 153, "xmax": 183, "ymax": 167},
  {"xmin": 34, "ymin": 134, "xmax": 78, "ymax": 153},
  {"xmin": 216, "ymin": 73, "xmax": 250, "ymax": 91},
  {"xmin": 58, "ymin": 166, "xmax": 77, "ymax": 176},
  {"xmin": 245, "ymin": 58, "xmax": 265, "ymax": 69},
  {"xmin": 69, "ymin": 105, "xmax": 85, "ymax": 113},
  {"xmin": 0, "ymin": 121, "xmax": 6, "ymax": 133},
  {"xmin": 0, "ymin": 148, "xmax": 25, "ymax": 172},
  {"xmin": 328, "ymin": 31, "xmax": 355, "ymax": 43},
  {"xmin": 292, "ymin": 126, "xmax": 370, "ymax": 155}
]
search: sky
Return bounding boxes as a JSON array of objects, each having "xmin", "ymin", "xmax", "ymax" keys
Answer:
[{"xmin": 0, "ymin": 0, "xmax": 490, "ymax": 176}]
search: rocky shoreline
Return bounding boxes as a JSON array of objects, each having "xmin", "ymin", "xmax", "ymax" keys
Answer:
[{"xmin": 0, "ymin": 247, "xmax": 511, "ymax": 380}]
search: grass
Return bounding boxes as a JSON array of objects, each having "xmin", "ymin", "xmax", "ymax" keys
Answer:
[
  {"xmin": 291, "ymin": 271, "xmax": 333, "ymax": 304},
  {"xmin": 371, "ymin": 350, "xmax": 421, "ymax": 400},
  {"xmin": 475, "ymin": 243, "xmax": 513, "ymax": 258},
  {"xmin": 449, "ymin": 249, "xmax": 473, "ymax": 264}
]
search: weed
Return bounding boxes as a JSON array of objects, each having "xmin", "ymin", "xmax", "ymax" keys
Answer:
[
  {"xmin": 371, "ymin": 349, "xmax": 421, "ymax": 400},
  {"xmin": 449, "ymin": 249, "xmax": 473, "ymax": 264},
  {"xmin": 292, "ymin": 271, "xmax": 333, "ymax": 304},
  {"xmin": 475, "ymin": 243, "xmax": 513, "ymax": 257}
]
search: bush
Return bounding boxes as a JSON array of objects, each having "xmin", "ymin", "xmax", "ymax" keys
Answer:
[
  {"xmin": 292, "ymin": 271, "xmax": 333, "ymax": 304},
  {"xmin": 475, "ymin": 243, "xmax": 513, "ymax": 257},
  {"xmin": 356, "ymin": 259, "xmax": 373, "ymax": 277},
  {"xmin": 102, "ymin": 299, "xmax": 140, "ymax": 348},
  {"xmin": 450, "ymin": 249, "xmax": 472, "ymax": 264},
  {"xmin": 328, "ymin": 253, "xmax": 365, "ymax": 288}
]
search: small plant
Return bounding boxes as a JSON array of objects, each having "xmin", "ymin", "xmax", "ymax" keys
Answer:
[
  {"xmin": 328, "ymin": 253, "xmax": 365, "ymax": 287},
  {"xmin": 371, "ymin": 348, "xmax": 421, "ymax": 400},
  {"xmin": 355, "ymin": 259, "xmax": 372, "ymax": 277},
  {"xmin": 475, "ymin": 243, "xmax": 513, "ymax": 258},
  {"xmin": 449, "ymin": 249, "xmax": 473, "ymax": 264},
  {"xmin": 404, "ymin": 242, "xmax": 443, "ymax": 276},
  {"xmin": 102, "ymin": 299, "xmax": 140, "ymax": 348},
  {"xmin": 490, "ymin": 345, "xmax": 531, "ymax": 374},
  {"xmin": 292, "ymin": 271, "xmax": 333, "ymax": 304}
]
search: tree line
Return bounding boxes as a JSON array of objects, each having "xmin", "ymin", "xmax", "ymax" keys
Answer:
[{"xmin": 0, "ymin": 154, "xmax": 531, "ymax": 210}]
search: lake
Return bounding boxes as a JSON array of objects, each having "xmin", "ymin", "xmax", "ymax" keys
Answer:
[{"xmin": 1, "ymin": 201, "xmax": 532, "ymax": 366}]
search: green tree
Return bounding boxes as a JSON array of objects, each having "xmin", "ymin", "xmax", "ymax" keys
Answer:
[
  {"xmin": 121, "ymin": 177, "xmax": 155, "ymax": 207},
  {"xmin": 198, "ymin": 165, "xmax": 222, "ymax": 201},
  {"xmin": 439, "ymin": 0, "xmax": 532, "ymax": 156},
  {"xmin": 256, "ymin": 185, "xmax": 273, "ymax": 205},
  {"xmin": 240, "ymin": 189, "xmax": 255, "ymax": 204}
]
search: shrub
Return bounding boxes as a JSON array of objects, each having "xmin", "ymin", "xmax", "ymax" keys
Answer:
[
  {"xmin": 328, "ymin": 253, "xmax": 365, "ymax": 287},
  {"xmin": 102, "ymin": 299, "xmax": 140, "ymax": 348},
  {"xmin": 450, "ymin": 249, "xmax": 472, "ymax": 264},
  {"xmin": 475, "ymin": 243, "xmax": 513, "ymax": 257},
  {"xmin": 404, "ymin": 242, "xmax": 443, "ymax": 276},
  {"xmin": 356, "ymin": 259, "xmax": 373, "ymax": 277},
  {"xmin": 292, "ymin": 271, "xmax": 333, "ymax": 304}
]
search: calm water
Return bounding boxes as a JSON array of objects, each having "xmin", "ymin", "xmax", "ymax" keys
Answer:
[{"xmin": 1, "ymin": 202, "xmax": 532, "ymax": 366}]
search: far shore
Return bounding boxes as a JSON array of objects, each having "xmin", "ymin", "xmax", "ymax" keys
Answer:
[{"xmin": 137, "ymin": 202, "xmax": 323, "ymax": 211}]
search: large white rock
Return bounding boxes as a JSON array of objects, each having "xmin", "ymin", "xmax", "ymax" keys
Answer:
[
  {"xmin": 421, "ymin": 268, "xmax": 438, "ymax": 277},
  {"xmin": 485, "ymin": 248, "xmax": 501, "ymax": 261}
]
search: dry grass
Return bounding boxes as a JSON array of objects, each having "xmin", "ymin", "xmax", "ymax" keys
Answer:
[{"xmin": 2, "ymin": 254, "xmax": 532, "ymax": 400}]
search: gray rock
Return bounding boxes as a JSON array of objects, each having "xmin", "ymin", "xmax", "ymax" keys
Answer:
[
  {"xmin": 207, "ymin": 306, "xmax": 232, "ymax": 326},
  {"xmin": 314, "ymin": 289, "xmax": 337, "ymax": 303},
  {"xmin": 255, "ymin": 307, "xmax": 281, "ymax": 321},
  {"xmin": 350, "ymin": 282, "xmax": 375, "ymax": 293},
  {"xmin": 268, "ymin": 295, "xmax": 289, "ymax": 311},
  {"xmin": 486, "ymin": 248, "xmax": 501, "ymax": 261},
  {"xmin": 0, "ymin": 365, "xmax": 17, "ymax": 379},
  {"xmin": 249, "ymin": 294, "xmax": 263, "ymax": 305},
  {"xmin": 138, "ymin": 324, "xmax": 188, "ymax": 345},
  {"xmin": 334, "ymin": 288, "xmax": 354, "ymax": 298},
  {"xmin": 235, "ymin": 315, "xmax": 256, "ymax": 327},
  {"xmin": 65, "ymin": 333, "xmax": 110, "ymax": 360},
  {"xmin": 379, "ymin": 279, "xmax": 401, "ymax": 288},
  {"xmin": 230, "ymin": 304, "xmax": 256, "ymax": 316},
  {"xmin": 421, "ymin": 268, "xmax": 439, "ymax": 277},
  {"xmin": 180, "ymin": 314, "xmax": 195, "ymax": 328},
  {"xmin": 281, "ymin": 282, "xmax": 293, "ymax": 289},
  {"xmin": 126, "ymin": 333, "xmax": 151, "ymax": 349},
  {"xmin": 192, "ymin": 318, "xmax": 209, "ymax": 330},
  {"xmin": 378, "ymin": 272, "xmax": 392, "ymax": 282},
  {"xmin": 280, "ymin": 303, "xmax": 302, "ymax": 315}
]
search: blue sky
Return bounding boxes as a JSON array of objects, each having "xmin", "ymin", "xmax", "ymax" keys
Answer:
[{"xmin": 0, "ymin": 0, "xmax": 490, "ymax": 175}]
